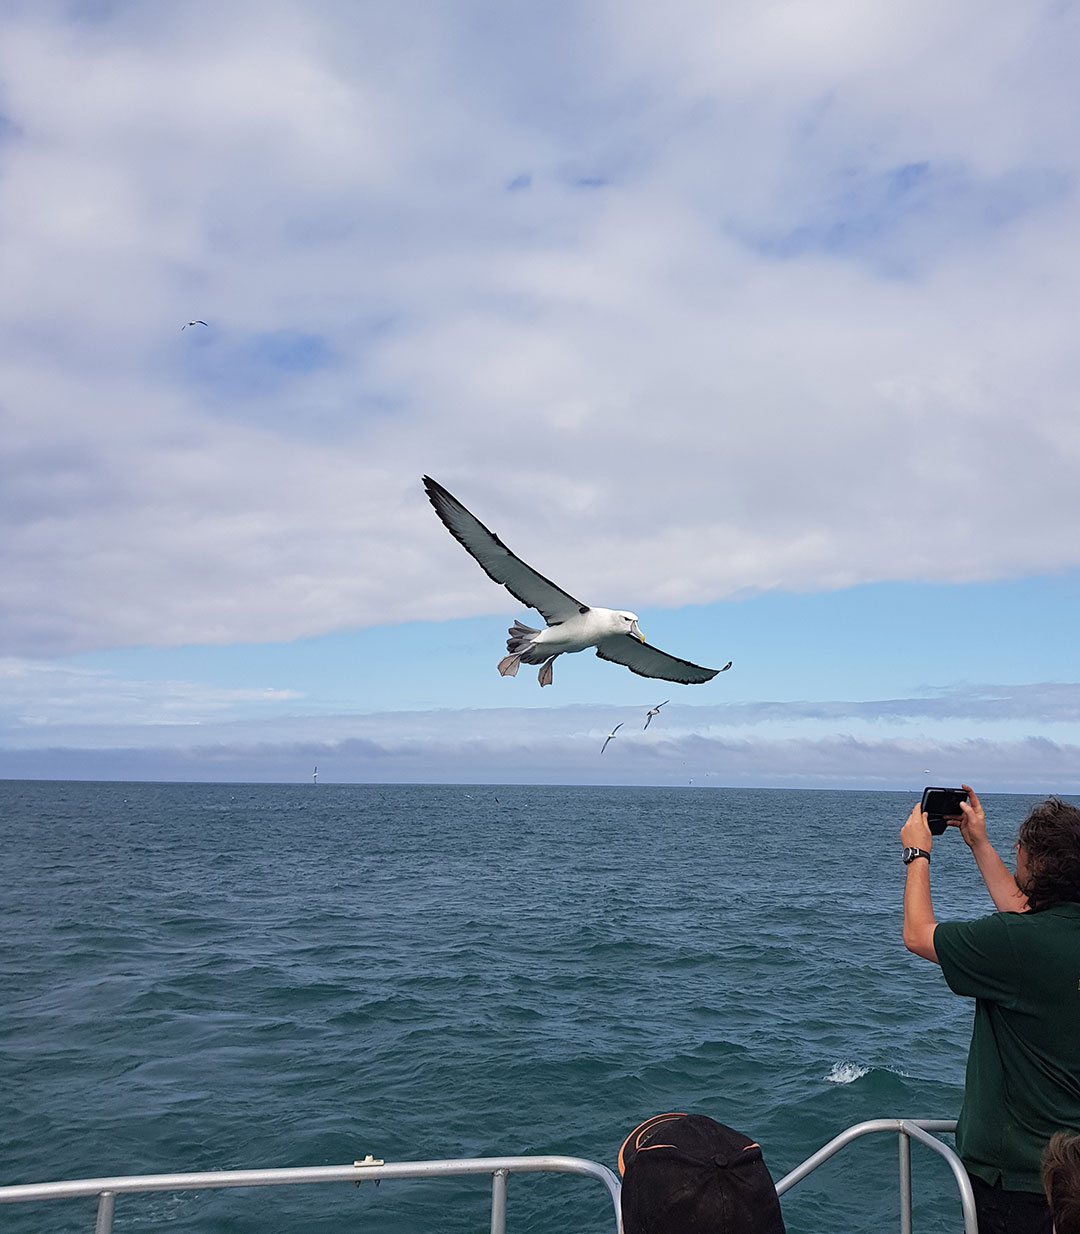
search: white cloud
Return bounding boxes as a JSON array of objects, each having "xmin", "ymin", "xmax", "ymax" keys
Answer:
[
  {"xmin": 2, "ymin": 2, "xmax": 1079, "ymax": 656},
  {"xmin": 4, "ymin": 673, "xmax": 1080, "ymax": 789},
  {"xmin": 0, "ymin": 657, "xmax": 302, "ymax": 729}
]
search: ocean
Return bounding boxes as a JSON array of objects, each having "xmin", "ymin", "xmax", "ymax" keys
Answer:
[{"xmin": 0, "ymin": 780, "xmax": 1056, "ymax": 1232}]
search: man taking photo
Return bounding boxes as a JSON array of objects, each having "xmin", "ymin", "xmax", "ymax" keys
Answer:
[{"xmin": 901, "ymin": 784, "xmax": 1080, "ymax": 1234}]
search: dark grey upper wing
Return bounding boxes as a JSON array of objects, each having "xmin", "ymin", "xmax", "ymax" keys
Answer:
[
  {"xmin": 595, "ymin": 634, "xmax": 720, "ymax": 684},
  {"xmin": 423, "ymin": 476, "xmax": 586, "ymax": 624}
]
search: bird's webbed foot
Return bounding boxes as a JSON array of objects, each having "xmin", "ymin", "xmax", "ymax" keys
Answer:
[
  {"xmin": 537, "ymin": 655, "xmax": 558, "ymax": 687},
  {"xmin": 498, "ymin": 654, "xmax": 521, "ymax": 677}
]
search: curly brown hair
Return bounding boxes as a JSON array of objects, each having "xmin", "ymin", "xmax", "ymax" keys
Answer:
[
  {"xmin": 1018, "ymin": 798, "xmax": 1080, "ymax": 912},
  {"xmin": 1042, "ymin": 1131, "xmax": 1080, "ymax": 1234}
]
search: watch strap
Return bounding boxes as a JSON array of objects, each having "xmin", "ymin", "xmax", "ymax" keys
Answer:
[{"xmin": 902, "ymin": 847, "xmax": 931, "ymax": 865}]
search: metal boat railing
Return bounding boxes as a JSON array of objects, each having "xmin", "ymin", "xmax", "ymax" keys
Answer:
[
  {"xmin": 0, "ymin": 1154, "xmax": 623, "ymax": 1234},
  {"xmin": 774, "ymin": 1118, "xmax": 976, "ymax": 1234},
  {"xmin": 0, "ymin": 1116, "xmax": 975, "ymax": 1232}
]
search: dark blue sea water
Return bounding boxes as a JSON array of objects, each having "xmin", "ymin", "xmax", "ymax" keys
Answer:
[{"xmin": 0, "ymin": 781, "xmax": 1056, "ymax": 1232}]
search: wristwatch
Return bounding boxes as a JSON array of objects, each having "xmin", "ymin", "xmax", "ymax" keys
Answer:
[{"xmin": 902, "ymin": 847, "xmax": 931, "ymax": 865}]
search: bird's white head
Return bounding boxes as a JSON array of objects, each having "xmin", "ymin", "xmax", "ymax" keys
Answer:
[{"xmin": 617, "ymin": 611, "xmax": 645, "ymax": 643}]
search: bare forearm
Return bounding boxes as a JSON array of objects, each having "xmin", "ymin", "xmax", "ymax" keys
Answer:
[
  {"xmin": 903, "ymin": 861, "xmax": 939, "ymax": 963},
  {"xmin": 969, "ymin": 839, "xmax": 1028, "ymax": 912}
]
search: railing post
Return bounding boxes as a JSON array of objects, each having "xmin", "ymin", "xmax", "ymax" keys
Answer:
[
  {"xmin": 94, "ymin": 1190, "xmax": 116, "ymax": 1234},
  {"xmin": 490, "ymin": 1168, "xmax": 508, "ymax": 1234},
  {"xmin": 901, "ymin": 1122, "xmax": 979, "ymax": 1234},
  {"xmin": 898, "ymin": 1128, "xmax": 912, "ymax": 1234}
]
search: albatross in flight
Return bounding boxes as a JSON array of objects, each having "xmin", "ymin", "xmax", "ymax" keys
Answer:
[
  {"xmin": 423, "ymin": 475, "xmax": 723, "ymax": 688},
  {"xmin": 601, "ymin": 723, "xmax": 623, "ymax": 754}
]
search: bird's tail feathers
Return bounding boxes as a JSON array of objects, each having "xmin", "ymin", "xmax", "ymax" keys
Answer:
[{"xmin": 505, "ymin": 620, "xmax": 540, "ymax": 655}]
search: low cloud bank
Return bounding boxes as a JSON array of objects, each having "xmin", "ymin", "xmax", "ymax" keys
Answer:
[{"xmin": 4, "ymin": 732, "xmax": 1078, "ymax": 793}]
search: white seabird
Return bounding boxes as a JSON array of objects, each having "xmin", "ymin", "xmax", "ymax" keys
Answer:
[
  {"xmin": 423, "ymin": 475, "xmax": 723, "ymax": 688},
  {"xmin": 182, "ymin": 320, "xmax": 209, "ymax": 329},
  {"xmin": 644, "ymin": 700, "xmax": 669, "ymax": 730},
  {"xmin": 601, "ymin": 723, "xmax": 623, "ymax": 754}
]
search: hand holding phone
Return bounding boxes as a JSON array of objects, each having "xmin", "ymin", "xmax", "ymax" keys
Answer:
[{"xmin": 921, "ymin": 787, "xmax": 970, "ymax": 836}]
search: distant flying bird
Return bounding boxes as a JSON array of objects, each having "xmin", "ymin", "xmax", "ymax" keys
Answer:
[
  {"xmin": 182, "ymin": 320, "xmax": 208, "ymax": 330},
  {"xmin": 423, "ymin": 476, "xmax": 724, "ymax": 688},
  {"xmin": 601, "ymin": 723, "xmax": 623, "ymax": 754},
  {"xmin": 313, "ymin": 766, "xmax": 318, "ymax": 783},
  {"xmin": 644, "ymin": 700, "xmax": 669, "ymax": 730}
]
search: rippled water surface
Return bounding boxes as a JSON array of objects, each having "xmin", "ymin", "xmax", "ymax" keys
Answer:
[{"xmin": 1, "ymin": 781, "xmax": 1049, "ymax": 1232}]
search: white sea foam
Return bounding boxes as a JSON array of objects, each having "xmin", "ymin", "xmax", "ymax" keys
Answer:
[{"xmin": 825, "ymin": 1061, "xmax": 871, "ymax": 1084}]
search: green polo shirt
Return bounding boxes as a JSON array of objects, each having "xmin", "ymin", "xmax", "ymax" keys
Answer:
[{"xmin": 935, "ymin": 903, "xmax": 1080, "ymax": 1191}]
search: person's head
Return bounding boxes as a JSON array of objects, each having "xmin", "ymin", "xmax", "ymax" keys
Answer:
[
  {"xmin": 618, "ymin": 1112, "xmax": 786, "ymax": 1234},
  {"xmin": 1016, "ymin": 798, "xmax": 1080, "ymax": 911},
  {"xmin": 1042, "ymin": 1131, "xmax": 1080, "ymax": 1234}
]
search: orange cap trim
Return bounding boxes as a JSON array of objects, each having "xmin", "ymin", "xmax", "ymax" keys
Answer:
[{"xmin": 617, "ymin": 1113, "xmax": 687, "ymax": 1176}]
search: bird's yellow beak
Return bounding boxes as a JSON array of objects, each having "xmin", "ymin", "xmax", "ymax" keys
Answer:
[{"xmin": 631, "ymin": 620, "xmax": 645, "ymax": 643}]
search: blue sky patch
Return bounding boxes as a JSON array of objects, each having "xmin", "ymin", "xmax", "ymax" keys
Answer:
[
  {"xmin": 179, "ymin": 328, "xmax": 336, "ymax": 399},
  {"xmin": 246, "ymin": 330, "xmax": 333, "ymax": 374},
  {"xmin": 744, "ymin": 161, "xmax": 1071, "ymax": 271}
]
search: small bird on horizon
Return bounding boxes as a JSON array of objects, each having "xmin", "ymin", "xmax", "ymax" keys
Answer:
[
  {"xmin": 182, "ymin": 320, "xmax": 208, "ymax": 330},
  {"xmin": 644, "ymin": 701, "xmax": 669, "ymax": 730},
  {"xmin": 601, "ymin": 723, "xmax": 623, "ymax": 754}
]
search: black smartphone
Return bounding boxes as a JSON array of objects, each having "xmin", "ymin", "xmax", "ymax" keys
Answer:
[{"xmin": 921, "ymin": 787, "xmax": 969, "ymax": 836}]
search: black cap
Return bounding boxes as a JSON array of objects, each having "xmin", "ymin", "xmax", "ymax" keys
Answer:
[{"xmin": 618, "ymin": 1112, "xmax": 786, "ymax": 1234}]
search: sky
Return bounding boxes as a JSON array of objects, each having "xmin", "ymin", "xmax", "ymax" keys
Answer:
[{"xmin": 2, "ymin": 0, "xmax": 1079, "ymax": 789}]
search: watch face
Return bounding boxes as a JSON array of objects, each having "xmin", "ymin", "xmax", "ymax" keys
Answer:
[{"xmin": 903, "ymin": 847, "xmax": 928, "ymax": 864}]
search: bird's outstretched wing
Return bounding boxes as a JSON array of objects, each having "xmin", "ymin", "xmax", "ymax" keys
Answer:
[
  {"xmin": 595, "ymin": 635, "xmax": 719, "ymax": 684},
  {"xmin": 423, "ymin": 476, "xmax": 585, "ymax": 624},
  {"xmin": 601, "ymin": 723, "xmax": 623, "ymax": 753}
]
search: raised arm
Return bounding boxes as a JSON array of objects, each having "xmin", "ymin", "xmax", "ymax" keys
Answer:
[
  {"xmin": 901, "ymin": 803, "xmax": 939, "ymax": 963},
  {"xmin": 950, "ymin": 784, "xmax": 1029, "ymax": 913}
]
